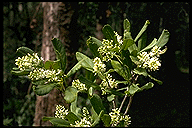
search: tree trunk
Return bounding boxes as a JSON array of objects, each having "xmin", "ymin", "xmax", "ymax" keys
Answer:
[{"xmin": 33, "ymin": 2, "xmax": 74, "ymax": 126}]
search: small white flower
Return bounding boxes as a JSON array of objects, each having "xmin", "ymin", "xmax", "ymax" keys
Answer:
[
  {"xmin": 55, "ymin": 104, "xmax": 69, "ymax": 119},
  {"xmin": 109, "ymin": 108, "xmax": 131, "ymax": 126},
  {"xmin": 70, "ymin": 107, "xmax": 92, "ymax": 127},
  {"xmin": 93, "ymin": 57, "xmax": 106, "ymax": 75},
  {"xmin": 28, "ymin": 68, "xmax": 63, "ymax": 82},
  {"xmin": 15, "ymin": 52, "xmax": 44, "ymax": 71},
  {"xmin": 72, "ymin": 79, "xmax": 87, "ymax": 91},
  {"xmin": 137, "ymin": 46, "xmax": 166, "ymax": 71}
]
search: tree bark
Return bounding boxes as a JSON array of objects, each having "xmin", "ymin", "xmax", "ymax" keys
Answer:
[{"xmin": 33, "ymin": 2, "xmax": 74, "ymax": 126}]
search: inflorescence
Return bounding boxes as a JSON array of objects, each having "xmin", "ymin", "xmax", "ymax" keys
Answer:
[
  {"xmin": 109, "ymin": 108, "xmax": 131, "ymax": 127},
  {"xmin": 15, "ymin": 53, "xmax": 44, "ymax": 71},
  {"xmin": 137, "ymin": 45, "xmax": 167, "ymax": 71}
]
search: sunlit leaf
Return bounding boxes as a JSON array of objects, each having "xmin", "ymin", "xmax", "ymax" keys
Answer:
[
  {"xmin": 64, "ymin": 86, "xmax": 78, "ymax": 103},
  {"xmin": 42, "ymin": 116, "xmax": 70, "ymax": 126}
]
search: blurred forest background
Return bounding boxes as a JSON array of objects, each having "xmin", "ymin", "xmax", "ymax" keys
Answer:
[{"xmin": 3, "ymin": 2, "xmax": 189, "ymax": 126}]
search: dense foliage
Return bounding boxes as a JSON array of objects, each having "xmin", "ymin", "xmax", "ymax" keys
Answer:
[{"xmin": 3, "ymin": 2, "xmax": 189, "ymax": 126}]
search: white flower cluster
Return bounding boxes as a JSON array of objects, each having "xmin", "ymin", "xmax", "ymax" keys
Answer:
[
  {"xmin": 114, "ymin": 31, "xmax": 123, "ymax": 45},
  {"xmin": 28, "ymin": 68, "xmax": 63, "ymax": 82},
  {"xmin": 72, "ymin": 79, "xmax": 87, "ymax": 91},
  {"xmin": 15, "ymin": 53, "xmax": 44, "ymax": 70},
  {"xmin": 70, "ymin": 107, "xmax": 92, "ymax": 127},
  {"xmin": 93, "ymin": 57, "xmax": 117, "ymax": 95},
  {"xmin": 109, "ymin": 108, "xmax": 131, "ymax": 127},
  {"xmin": 137, "ymin": 46, "xmax": 167, "ymax": 71},
  {"xmin": 93, "ymin": 57, "xmax": 118, "ymax": 95},
  {"xmin": 98, "ymin": 31, "xmax": 122, "ymax": 62},
  {"xmin": 93, "ymin": 57, "xmax": 106, "ymax": 75},
  {"xmin": 55, "ymin": 104, "xmax": 69, "ymax": 119},
  {"xmin": 100, "ymin": 74, "xmax": 118, "ymax": 95}
]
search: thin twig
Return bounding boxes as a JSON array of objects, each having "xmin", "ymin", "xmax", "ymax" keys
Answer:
[
  {"xmin": 124, "ymin": 95, "xmax": 133, "ymax": 115},
  {"xmin": 119, "ymin": 94, "xmax": 127, "ymax": 112}
]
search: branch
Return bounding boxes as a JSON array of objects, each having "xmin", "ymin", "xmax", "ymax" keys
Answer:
[{"xmin": 124, "ymin": 95, "xmax": 133, "ymax": 115}]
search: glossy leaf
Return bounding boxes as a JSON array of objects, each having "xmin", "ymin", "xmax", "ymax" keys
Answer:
[
  {"xmin": 64, "ymin": 86, "xmax": 78, "ymax": 103},
  {"xmin": 123, "ymin": 19, "xmax": 131, "ymax": 32},
  {"xmin": 44, "ymin": 60, "xmax": 60, "ymax": 70},
  {"xmin": 139, "ymin": 82, "xmax": 154, "ymax": 92},
  {"xmin": 111, "ymin": 60, "xmax": 129, "ymax": 81},
  {"xmin": 91, "ymin": 110, "xmax": 104, "ymax": 127},
  {"xmin": 133, "ymin": 67, "xmax": 148, "ymax": 77},
  {"xmin": 138, "ymin": 32, "xmax": 147, "ymax": 51},
  {"xmin": 121, "ymin": 38, "xmax": 135, "ymax": 51},
  {"xmin": 156, "ymin": 29, "xmax": 170, "ymax": 48},
  {"xmin": 78, "ymin": 75, "xmax": 99, "ymax": 89},
  {"xmin": 66, "ymin": 61, "xmax": 82, "ymax": 78},
  {"xmin": 134, "ymin": 20, "xmax": 150, "ymax": 42},
  {"xmin": 90, "ymin": 94, "xmax": 105, "ymax": 115},
  {"xmin": 139, "ymin": 38, "xmax": 157, "ymax": 53},
  {"xmin": 42, "ymin": 116, "xmax": 70, "ymax": 126},
  {"xmin": 86, "ymin": 37, "xmax": 102, "ymax": 58},
  {"xmin": 102, "ymin": 24, "xmax": 115, "ymax": 40},
  {"xmin": 107, "ymin": 94, "xmax": 115, "ymax": 102},
  {"xmin": 70, "ymin": 98, "xmax": 82, "ymax": 118},
  {"xmin": 34, "ymin": 83, "xmax": 58, "ymax": 96},
  {"xmin": 11, "ymin": 68, "xmax": 31, "ymax": 76},
  {"xmin": 148, "ymin": 74, "xmax": 163, "ymax": 85},
  {"xmin": 65, "ymin": 112, "xmax": 80, "ymax": 124},
  {"xmin": 52, "ymin": 38, "xmax": 66, "ymax": 72},
  {"xmin": 101, "ymin": 114, "xmax": 111, "ymax": 127},
  {"xmin": 76, "ymin": 52, "xmax": 94, "ymax": 72},
  {"xmin": 16, "ymin": 46, "xmax": 34, "ymax": 57},
  {"xmin": 128, "ymin": 83, "xmax": 140, "ymax": 95}
]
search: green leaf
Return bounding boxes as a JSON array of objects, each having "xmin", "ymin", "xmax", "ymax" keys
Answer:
[
  {"xmin": 65, "ymin": 112, "xmax": 80, "ymax": 124},
  {"xmin": 32, "ymin": 79, "xmax": 48, "ymax": 85},
  {"xmin": 91, "ymin": 110, "xmax": 104, "ymax": 127},
  {"xmin": 107, "ymin": 94, "xmax": 115, "ymax": 102},
  {"xmin": 111, "ymin": 60, "xmax": 129, "ymax": 81},
  {"xmin": 128, "ymin": 83, "xmax": 140, "ymax": 95},
  {"xmin": 134, "ymin": 20, "xmax": 150, "ymax": 42},
  {"xmin": 138, "ymin": 82, "xmax": 154, "ymax": 92},
  {"xmin": 76, "ymin": 52, "xmax": 94, "ymax": 72},
  {"xmin": 124, "ymin": 31, "xmax": 133, "ymax": 40},
  {"xmin": 90, "ymin": 94, "xmax": 105, "ymax": 115},
  {"xmin": 87, "ymin": 37, "xmax": 102, "ymax": 58},
  {"xmin": 70, "ymin": 98, "xmax": 82, "ymax": 118},
  {"xmin": 78, "ymin": 75, "xmax": 99, "ymax": 89},
  {"xmin": 42, "ymin": 116, "xmax": 70, "ymax": 126},
  {"xmin": 148, "ymin": 74, "xmax": 163, "ymax": 85},
  {"xmin": 64, "ymin": 86, "xmax": 78, "ymax": 103},
  {"xmin": 139, "ymin": 38, "xmax": 157, "ymax": 53},
  {"xmin": 121, "ymin": 38, "xmax": 135, "ymax": 51},
  {"xmin": 123, "ymin": 19, "xmax": 131, "ymax": 32},
  {"xmin": 16, "ymin": 46, "xmax": 34, "ymax": 57},
  {"xmin": 34, "ymin": 83, "xmax": 58, "ymax": 96},
  {"xmin": 129, "ymin": 55, "xmax": 140, "ymax": 66},
  {"xmin": 101, "ymin": 114, "xmax": 111, "ymax": 127},
  {"xmin": 66, "ymin": 61, "xmax": 82, "ymax": 78},
  {"xmin": 51, "ymin": 38, "xmax": 66, "ymax": 72},
  {"xmin": 11, "ymin": 68, "xmax": 31, "ymax": 76},
  {"xmin": 44, "ymin": 60, "xmax": 60, "ymax": 70},
  {"xmin": 102, "ymin": 24, "xmax": 115, "ymax": 40},
  {"xmin": 66, "ymin": 52, "xmax": 94, "ymax": 78},
  {"xmin": 133, "ymin": 67, "xmax": 148, "ymax": 77},
  {"xmin": 156, "ymin": 29, "xmax": 170, "ymax": 48},
  {"xmin": 138, "ymin": 32, "xmax": 147, "ymax": 51}
]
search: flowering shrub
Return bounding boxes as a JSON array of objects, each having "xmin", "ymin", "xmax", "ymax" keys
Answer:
[{"xmin": 11, "ymin": 18, "xmax": 170, "ymax": 127}]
